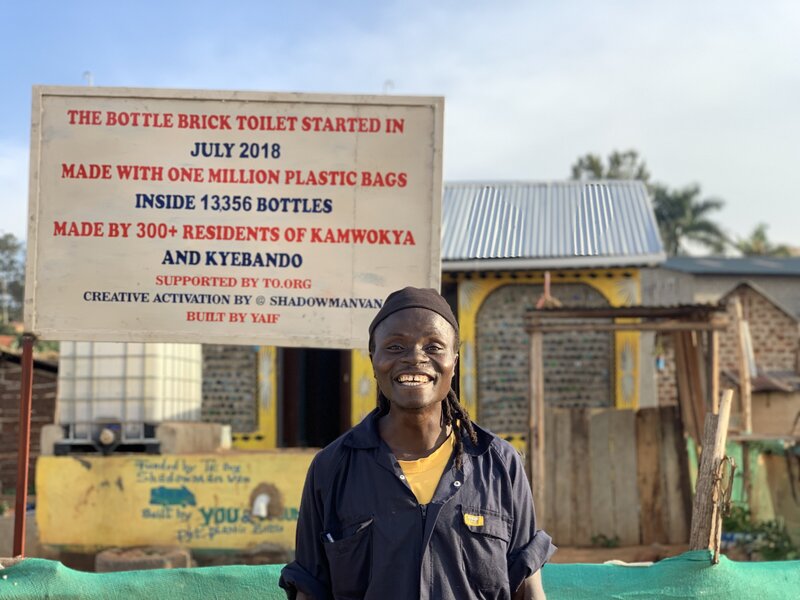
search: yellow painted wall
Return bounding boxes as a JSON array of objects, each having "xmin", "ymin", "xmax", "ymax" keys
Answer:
[
  {"xmin": 454, "ymin": 269, "xmax": 642, "ymax": 419},
  {"xmin": 36, "ymin": 452, "xmax": 314, "ymax": 551},
  {"xmin": 351, "ymin": 349, "xmax": 377, "ymax": 426}
]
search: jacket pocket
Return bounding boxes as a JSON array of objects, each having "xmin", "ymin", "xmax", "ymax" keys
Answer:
[
  {"xmin": 460, "ymin": 506, "xmax": 511, "ymax": 592},
  {"xmin": 323, "ymin": 518, "xmax": 373, "ymax": 599}
]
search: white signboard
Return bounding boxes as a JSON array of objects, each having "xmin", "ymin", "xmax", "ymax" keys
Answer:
[{"xmin": 25, "ymin": 87, "xmax": 443, "ymax": 348}]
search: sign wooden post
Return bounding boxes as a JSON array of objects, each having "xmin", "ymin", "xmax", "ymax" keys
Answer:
[
  {"xmin": 12, "ymin": 334, "xmax": 35, "ymax": 557},
  {"xmin": 528, "ymin": 325, "xmax": 545, "ymax": 519}
]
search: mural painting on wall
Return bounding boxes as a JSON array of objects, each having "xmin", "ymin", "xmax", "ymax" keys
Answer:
[{"xmin": 36, "ymin": 453, "xmax": 313, "ymax": 550}]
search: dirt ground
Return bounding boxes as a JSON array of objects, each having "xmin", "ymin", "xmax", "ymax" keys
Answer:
[{"xmin": 0, "ymin": 507, "xmax": 59, "ymax": 561}]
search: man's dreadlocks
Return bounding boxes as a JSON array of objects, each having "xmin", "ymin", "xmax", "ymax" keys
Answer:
[{"xmin": 375, "ymin": 388, "xmax": 478, "ymax": 470}]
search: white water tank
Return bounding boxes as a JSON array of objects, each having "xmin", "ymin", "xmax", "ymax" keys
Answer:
[{"xmin": 57, "ymin": 341, "xmax": 202, "ymax": 440}]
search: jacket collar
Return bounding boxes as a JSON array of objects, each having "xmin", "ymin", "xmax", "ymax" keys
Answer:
[
  {"xmin": 343, "ymin": 408, "xmax": 383, "ymax": 449},
  {"xmin": 344, "ymin": 407, "xmax": 493, "ymax": 456}
]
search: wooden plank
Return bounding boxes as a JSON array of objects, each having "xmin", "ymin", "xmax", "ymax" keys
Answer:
[
  {"xmin": 732, "ymin": 297, "xmax": 753, "ymax": 433},
  {"xmin": 685, "ymin": 331, "xmax": 708, "ymax": 434},
  {"xmin": 528, "ymin": 329, "xmax": 546, "ymax": 519},
  {"xmin": 571, "ymin": 409, "xmax": 592, "ymax": 546},
  {"xmin": 660, "ymin": 406, "xmax": 691, "ymax": 544},
  {"xmin": 528, "ymin": 326, "xmax": 536, "ymax": 506},
  {"xmin": 610, "ymin": 409, "xmax": 640, "ymax": 546},
  {"xmin": 636, "ymin": 408, "xmax": 666, "ymax": 544},
  {"xmin": 708, "ymin": 330, "xmax": 719, "ymax": 414},
  {"xmin": 673, "ymin": 332, "xmax": 697, "ymax": 444},
  {"xmin": 676, "ymin": 332, "xmax": 705, "ymax": 445},
  {"xmin": 741, "ymin": 321, "xmax": 754, "ymax": 431},
  {"xmin": 588, "ymin": 409, "xmax": 614, "ymax": 542},
  {"xmin": 525, "ymin": 306, "xmax": 727, "ymax": 320},
  {"xmin": 554, "ymin": 409, "xmax": 574, "ymax": 546},
  {"xmin": 532, "ymin": 321, "xmax": 726, "ymax": 333},
  {"xmin": 741, "ymin": 441, "xmax": 752, "ymax": 513},
  {"xmin": 689, "ymin": 414, "xmax": 719, "ymax": 550},
  {"xmin": 544, "ymin": 406, "xmax": 557, "ymax": 538}
]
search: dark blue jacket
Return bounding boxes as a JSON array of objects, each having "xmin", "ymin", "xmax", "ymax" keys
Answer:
[{"xmin": 280, "ymin": 410, "xmax": 556, "ymax": 599}]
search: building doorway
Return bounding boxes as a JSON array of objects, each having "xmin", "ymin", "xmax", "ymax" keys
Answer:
[{"xmin": 279, "ymin": 348, "xmax": 351, "ymax": 447}]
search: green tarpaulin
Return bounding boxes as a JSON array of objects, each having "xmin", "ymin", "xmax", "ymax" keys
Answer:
[{"xmin": 0, "ymin": 551, "xmax": 798, "ymax": 599}]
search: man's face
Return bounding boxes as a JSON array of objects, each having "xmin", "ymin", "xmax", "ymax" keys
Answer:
[{"xmin": 371, "ymin": 308, "xmax": 458, "ymax": 412}]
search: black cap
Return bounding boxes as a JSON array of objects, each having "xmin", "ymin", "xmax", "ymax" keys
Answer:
[{"xmin": 369, "ymin": 286, "xmax": 458, "ymax": 339}]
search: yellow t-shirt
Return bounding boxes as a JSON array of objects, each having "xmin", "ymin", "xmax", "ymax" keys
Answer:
[{"xmin": 397, "ymin": 433, "xmax": 454, "ymax": 504}]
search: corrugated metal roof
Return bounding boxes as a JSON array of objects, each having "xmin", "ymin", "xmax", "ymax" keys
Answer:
[
  {"xmin": 664, "ymin": 256, "xmax": 800, "ymax": 276},
  {"xmin": 723, "ymin": 369, "xmax": 800, "ymax": 393},
  {"xmin": 442, "ymin": 180, "xmax": 665, "ymax": 270}
]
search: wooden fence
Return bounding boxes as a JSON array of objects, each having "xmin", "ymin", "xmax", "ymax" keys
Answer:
[{"xmin": 542, "ymin": 406, "xmax": 691, "ymax": 547}]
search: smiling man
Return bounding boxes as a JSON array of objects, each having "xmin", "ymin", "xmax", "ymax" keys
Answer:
[{"xmin": 280, "ymin": 287, "xmax": 555, "ymax": 599}]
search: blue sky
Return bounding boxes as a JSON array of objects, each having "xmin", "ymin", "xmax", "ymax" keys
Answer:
[{"xmin": 2, "ymin": 0, "xmax": 798, "ymax": 250}]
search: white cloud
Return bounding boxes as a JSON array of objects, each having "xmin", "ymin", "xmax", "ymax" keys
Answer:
[{"xmin": 5, "ymin": 0, "xmax": 799, "ymax": 246}]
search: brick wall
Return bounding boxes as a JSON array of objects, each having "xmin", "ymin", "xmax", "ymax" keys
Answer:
[
  {"xmin": 476, "ymin": 283, "xmax": 612, "ymax": 434},
  {"xmin": 201, "ymin": 345, "xmax": 258, "ymax": 433},
  {"xmin": 720, "ymin": 287, "xmax": 799, "ymax": 373},
  {"xmin": 0, "ymin": 355, "xmax": 58, "ymax": 494},
  {"xmin": 654, "ymin": 333, "xmax": 678, "ymax": 407}
]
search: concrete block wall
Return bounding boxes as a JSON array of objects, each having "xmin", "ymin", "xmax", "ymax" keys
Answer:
[
  {"xmin": 476, "ymin": 283, "xmax": 612, "ymax": 434},
  {"xmin": 201, "ymin": 345, "xmax": 258, "ymax": 433},
  {"xmin": 0, "ymin": 356, "xmax": 57, "ymax": 494}
]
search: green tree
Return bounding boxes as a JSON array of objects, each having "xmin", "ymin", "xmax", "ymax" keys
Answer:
[
  {"xmin": 652, "ymin": 184, "xmax": 727, "ymax": 255},
  {"xmin": 0, "ymin": 232, "xmax": 25, "ymax": 326},
  {"xmin": 570, "ymin": 149, "xmax": 651, "ymax": 184},
  {"xmin": 734, "ymin": 223, "xmax": 791, "ymax": 257}
]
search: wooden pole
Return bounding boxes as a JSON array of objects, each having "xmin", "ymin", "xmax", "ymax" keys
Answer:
[
  {"xmin": 708, "ymin": 330, "xmax": 720, "ymax": 414},
  {"xmin": 528, "ymin": 327, "xmax": 545, "ymax": 520},
  {"xmin": 674, "ymin": 332, "xmax": 702, "ymax": 446},
  {"xmin": 732, "ymin": 298, "xmax": 752, "ymax": 433},
  {"xmin": 742, "ymin": 440, "xmax": 752, "ymax": 521},
  {"xmin": 689, "ymin": 388, "xmax": 733, "ymax": 553},
  {"xmin": 731, "ymin": 298, "xmax": 754, "ymax": 518},
  {"xmin": 527, "ymin": 330, "xmax": 535, "ymax": 491},
  {"xmin": 685, "ymin": 332, "xmax": 707, "ymax": 436},
  {"xmin": 13, "ymin": 334, "xmax": 36, "ymax": 557},
  {"xmin": 529, "ymin": 321, "xmax": 726, "ymax": 333}
]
